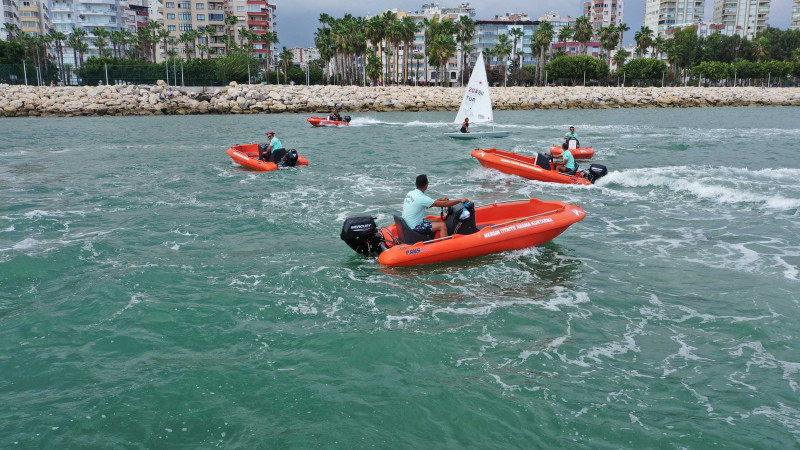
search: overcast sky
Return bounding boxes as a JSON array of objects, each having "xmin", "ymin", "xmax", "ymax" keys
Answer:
[{"xmin": 275, "ymin": 0, "xmax": 794, "ymax": 48}]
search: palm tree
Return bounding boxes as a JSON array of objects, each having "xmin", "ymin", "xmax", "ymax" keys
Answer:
[
  {"xmin": 2, "ymin": 23, "xmax": 21, "ymax": 41},
  {"xmin": 400, "ymin": 16, "xmax": 419, "ymax": 85},
  {"xmin": 456, "ymin": 16, "xmax": 475, "ymax": 86},
  {"xmin": 158, "ymin": 28, "xmax": 171, "ymax": 61},
  {"xmin": 532, "ymin": 21, "xmax": 554, "ymax": 85},
  {"xmin": 634, "ymin": 26, "xmax": 653, "ymax": 57},
  {"xmin": 384, "ymin": 12, "xmax": 401, "ymax": 84},
  {"xmin": 224, "ymin": 13, "xmax": 238, "ymax": 55},
  {"xmin": 572, "ymin": 16, "xmax": 593, "ymax": 55},
  {"xmin": 412, "ymin": 53, "xmax": 424, "ymax": 84},
  {"xmin": 597, "ymin": 25, "xmax": 620, "ymax": 61},
  {"xmin": 179, "ymin": 30, "xmax": 195, "ymax": 59},
  {"xmin": 92, "ymin": 27, "xmax": 110, "ymax": 58},
  {"xmin": 617, "ymin": 23, "xmax": 630, "ymax": 50},
  {"xmin": 493, "ymin": 33, "xmax": 512, "ymax": 86},
  {"xmin": 509, "ymin": 27, "xmax": 525, "ymax": 69},
  {"xmin": 428, "ymin": 31, "xmax": 456, "ymax": 87},
  {"xmin": 558, "ymin": 25, "xmax": 572, "ymax": 45},
  {"xmin": 612, "ymin": 48, "xmax": 629, "ymax": 72},
  {"xmin": 364, "ymin": 15, "xmax": 385, "ymax": 85},
  {"xmin": 651, "ymin": 36, "xmax": 665, "ymax": 59},
  {"xmin": 262, "ymin": 30, "xmax": 279, "ymax": 75},
  {"xmin": 69, "ymin": 27, "xmax": 88, "ymax": 67},
  {"xmin": 278, "ymin": 46, "xmax": 293, "ymax": 83},
  {"xmin": 49, "ymin": 30, "xmax": 67, "ymax": 82}
]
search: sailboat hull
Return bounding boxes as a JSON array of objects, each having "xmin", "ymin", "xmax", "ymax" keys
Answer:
[{"xmin": 444, "ymin": 131, "xmax": 511, "ymax": 139}]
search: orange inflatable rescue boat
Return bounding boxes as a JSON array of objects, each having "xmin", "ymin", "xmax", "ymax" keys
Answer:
[
  {"xmin": 226, "ymin": 144, "xmax": 308, "ymax": 171},
  {"xmin": 549, "ymin": 144, "xmax": 594, "ymax": 159},
  {"xmin": 472, "ymin": 148, "xmax": 607, "ymax": 186},
  {"xmin": 340, "ymin": 198, "xmax": 586, "ymax": 267},
  {"xmin": 307, "ymin": 116, "xmax": 351, "ymax": 127}
]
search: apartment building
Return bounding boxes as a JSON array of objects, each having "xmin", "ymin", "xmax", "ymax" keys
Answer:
[
  {"xmin": 160, "ymin": 0, "xmax": 275, "ymax": 63},
  {"xmin": 645, "ymin": 0, "xmax": 705, "ymax": 37},
  {"xmin": 2, "ymin": 0, "xmax": 21, "ymax": 40},
  {"xmin": 19, "ymin": 0, "xmax": 52, "ymax": 37},
  {"xmin": 712, "ymin": 0, "xmax": 770, "ymax": 39},
  {"xmin": 473, "ymin": 14, "xmax": 537, "ymax": 68},
  {"xmin": 538, "ymin": 11, "xmax": 577, "ymax": 43},
  {"xmin": 290, "ymin": 46, "xmax": 318, "ymax": 67},
  {"xmin": 583, "ymin": 0, "xmax": 624, "ymax": 32},
  {"xmin": 791, "ymin": 0, "xmax": 799, "ymax": 29}
]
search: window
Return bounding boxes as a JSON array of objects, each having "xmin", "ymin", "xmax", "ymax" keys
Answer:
[
  {"xmin": 178, "ymin": 12, "xmax": 191, "ymax": 20},
  {"xmin": 247, "ymin": 4, "xmax": 260, "ymax": 11},
  {"xmin": 179, "ymin": 23, "xmax": 192, "ymax": 31},
  {"xmin": 195, "ymin": 2, "xmax": 203, "ymax": 8},
  {"xmin": 236, "ymin": 5, "xmax": 244, "ymax": 11},
  {"xmin": 196, "ymin": 14, "xmax": 204, "ymax": 20},
  {"xmin": 166, "ymin": 13, "xmax": 175, "ymax": 19},
  {"xmin": 167, "ymin": 24, "xmax": 176, "ymax": 30},
  {"xmin": 165, "ymin": 2, "xmax": 174, "ymax": 7},
  {"xmin": 209, "ymin": 13, "xmax": 223, "ymax": 21},
  {"xmin": 177, "ymin": 1, "xmax": 190, "ymax": 8}
]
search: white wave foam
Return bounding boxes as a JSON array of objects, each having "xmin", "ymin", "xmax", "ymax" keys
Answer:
[{"xmin": 112, "ymin": 293, "xmax": 147, "ymax": 318}]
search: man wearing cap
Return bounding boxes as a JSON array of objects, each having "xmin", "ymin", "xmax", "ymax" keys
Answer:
[
  {"xmin": 260, "ymin": 131, "xmax": 283, "ymax": 162},
  {"xmin": 551, "ymin": 144, "xmax": 577, "ymax": 175},
  {"xmin": 402, "ymin": 175, "xmax": 468, "ymax": 238}
]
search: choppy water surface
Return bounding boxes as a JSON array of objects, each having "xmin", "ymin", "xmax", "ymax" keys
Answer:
[{"xmin": 1, "ymin": 107, "xmax": 799, "ymax": 447}]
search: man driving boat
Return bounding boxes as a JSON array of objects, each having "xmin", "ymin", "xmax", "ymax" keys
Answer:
[{"xmin": 402, "ymin": 175, "xmax": 468, "ymax": 238}]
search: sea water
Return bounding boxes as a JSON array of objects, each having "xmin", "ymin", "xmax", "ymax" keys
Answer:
[{"xmin": 1, "ymin": 107, "xmax": 799, "ymax": 447}]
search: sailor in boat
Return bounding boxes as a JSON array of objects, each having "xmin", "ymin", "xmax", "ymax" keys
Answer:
[
  {"xmin": 460, "ymin": 117, "xmax": 470, "ymax": 133},
  {"xmin": 328, "ymin": 108, "xmax": 342, "ymax": 122},
  {"xmin": 403, "ymin": 175, "xmax": 468, "ymax": 239},
  {"xmin": 551, "ymin": 144, "xmax": 578, "ymax": 175},
  {"xmin": 260, "ymin": 131, "xmax": 283, "ymax": 162},
  {"xmin": 563, "ymin": 126, "xmax": 580, "ymax": 148}
]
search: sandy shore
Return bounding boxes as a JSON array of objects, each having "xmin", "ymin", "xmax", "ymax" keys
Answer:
[{"xmin": 1, "ymin": 82, "xmax": 799, "ymax": 117}]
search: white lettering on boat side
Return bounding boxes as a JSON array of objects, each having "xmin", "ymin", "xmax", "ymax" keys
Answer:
[{"xmin": 482, "ymin": 217, "xmax": 554, "ymax": 239}]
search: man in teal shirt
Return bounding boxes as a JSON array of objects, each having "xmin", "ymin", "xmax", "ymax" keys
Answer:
[
  {"xmin": 563, "ymin": 126, "xmax": 579, "ymax": 148},
  {"xmin": 260, "ymin": 131, "xmax": 283, "ymax": 161},
  {"xmin": 552, "ymin": 146, "xmax": 577, "ymax": 175},
  {"xmin": 402, "ymin": 175, "xmax": 468, "ymax": 238}
]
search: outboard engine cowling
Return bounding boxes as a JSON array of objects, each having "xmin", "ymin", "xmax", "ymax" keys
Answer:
[
  {"xmin": 343, "ymin": 116, "xmax": 351, "ymax": 123},
  {"xmin": 340, "ymin": 216, "xmax": 383, "ymax": 256},
  {"xmin": 584, "ymin": 164, "xmax": 608, "ymax": 184},
  {"xmin": 284, "ymin": 149, "xmax": 299, "ymax": 167}
]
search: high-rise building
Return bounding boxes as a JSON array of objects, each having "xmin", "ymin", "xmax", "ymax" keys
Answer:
[
  {"xmin": 538, "ymin": 11, "xmax": 576, "ymax": 43},
  {"xmin": 712, "ymin": 0, "xmax": 770, "ymax": 39},
  {"xmin": 791, "ymin": 0, "xmax": 799, "ymax": 29},
  {"xmin": 18, "ymin": 0, "xmax": 52, "ymax": 37},
  {"xmin": 644, "ymin": 0, "xmax": 705, "ymax": 37},
  {"xmin": 583, "ymin": 0, "xmax": 624, "ymax": 33},
  {"xmin": 367, "ymin": 3, "xmax": 476, "ymax": 85},
  {"xmin": 1, "ymin": 0, "xmax": 22, "ymax": 40},
  {"xmin": 50, "ymin": 0, "xmax": 131, "ymax": 67},
  {"xmin": 474, "ymin": 14, "xmax": 537, "ymax": 68},
  {"xmin": 160, "ymin": 0, "xmax": 276, "ymax": 63}
]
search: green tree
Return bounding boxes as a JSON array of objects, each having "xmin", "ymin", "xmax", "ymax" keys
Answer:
[
  {"xmin": 572, "ymin": 16, "xmax": 593, "ymax": 55},
  {"xmin": 92, "ymin": 27, "xmax": 111, "ymax": 58},
  {"xmin": 493, "ymin": 33, "xmax": 512, "ymax": 86},
  {"xmin": 545, "ymin": 54, "xmax": 609, "ymax": 85},
  {"xmin": 634, "ymin": 26, "xmax": 654, "ymax": 57},
  {"xmin": 692, "ymin": 61, "xmax": 730, "ymax": 81}
]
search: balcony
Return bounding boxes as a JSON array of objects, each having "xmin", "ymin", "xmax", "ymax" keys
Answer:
[{"xmin": 247, "ymin": 19, "xmax": 269, "ymax": 26}]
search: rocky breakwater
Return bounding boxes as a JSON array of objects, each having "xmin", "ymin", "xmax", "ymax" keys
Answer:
[{"xmin": 1, "ymin": 81, "xmax": 799, "ymax": 117}]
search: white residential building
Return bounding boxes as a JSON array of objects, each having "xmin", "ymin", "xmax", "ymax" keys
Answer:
[
  {"xmin": 712, "ymin": 0, "xmax": 771, "ymax": 39},
  {"xmin": 644, "ymin": 0, "xmax": 705, "ymax": 37},
  {"xmin": 51, "ymin": 0, "xmax": 130, "ymax": 66},
  {"xmin": 584, "ymin": 0, "xmax": 624, "ymax": 32},
  {"xmin": 791, "ymin": 0, "xmax": 799, "ymax": 29},
  {"xmin": 290, "ymin": 46, "xmax": 318, "ymax": 67},
  {"xmin": 538, "ymin": 11, "xmax": 577, "ymax": 43}
]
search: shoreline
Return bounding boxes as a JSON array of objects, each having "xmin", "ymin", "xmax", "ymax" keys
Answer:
[{"xmin": 2, "ymin": 82, "xmax": 799, "ymax": 117}]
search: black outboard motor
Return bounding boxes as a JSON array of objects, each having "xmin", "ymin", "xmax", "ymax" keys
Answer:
[
  {"xmin": 340, "ymin": 216, "xmax": 383, "ymax": 256},
  {"xmin": 343, "ymin": 116, "xmax": 351, "ymax": 123},
  {"xmin": 583, "ymin": 164, "xmax": 608, "ymax": 184},
  {"xmin": 283, "ymin": 149, "xmax": 299, "ymax": 167},
  {"xmin": 443, "ymin": 202, "xmax": 478, "ymax": 236}
]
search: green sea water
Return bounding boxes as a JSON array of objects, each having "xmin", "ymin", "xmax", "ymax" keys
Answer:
[{"xmin": 1, "ymin": 108, "xmax": 799, "ymax": 447}]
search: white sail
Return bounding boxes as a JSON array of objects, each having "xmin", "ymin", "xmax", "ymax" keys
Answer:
[{"xmin": 453, "ymin": 52, "xmax": 494, "ymax": 125}]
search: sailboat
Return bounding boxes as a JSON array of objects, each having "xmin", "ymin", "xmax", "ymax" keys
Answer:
[{"xmin": 444, "ymin": 52, "xmax": 511, "ymax": 140}]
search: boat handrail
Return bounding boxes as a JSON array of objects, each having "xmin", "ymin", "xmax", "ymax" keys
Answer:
[
  {"xmin": 489, "ymin": 207, "xmax": 564, "ymax": 228},
  {"xmin": 475, "ymin": 199, "xmax": 530, "ymax": 208},
  {"xmin": 494, "ymin": 154, "xmax": 539, "ymax": 167}
]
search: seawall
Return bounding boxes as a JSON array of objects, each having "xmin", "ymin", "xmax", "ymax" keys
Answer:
[{"xmin": 2, "ymin": 82, "xmax": 799, "ymax": 117}]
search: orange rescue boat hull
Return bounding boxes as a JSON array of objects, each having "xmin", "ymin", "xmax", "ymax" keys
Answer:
[
  {"xmin": 226, "ymin": 143, "xmax": 309, "ymax": 172},
  {"xmin": 472, "ymin": 148, "xmax": 592, "ymax": 185},
  {"xmin": 377, "ymin": 198, "xmax": 585, "ymax": 267},
  {"xmin": 307, "ymin": 117, "xmax": 349, "ymax": 127},
  {"xmin": 550, "ymin": 144, "xmax": 594, "ymax": 159}
]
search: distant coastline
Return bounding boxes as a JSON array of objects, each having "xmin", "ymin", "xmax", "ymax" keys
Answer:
[{"xmin": 2, "ymin": 82, "xmax": 799, "ymax": 117}]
